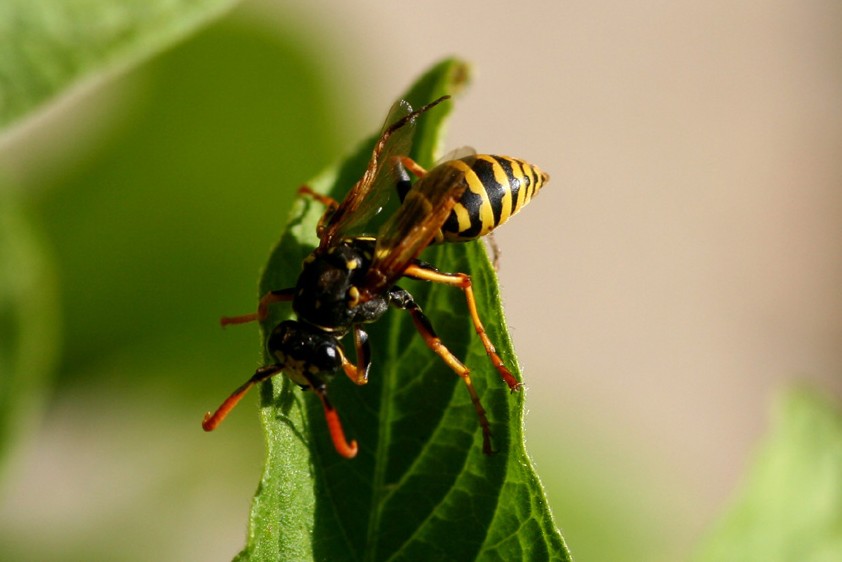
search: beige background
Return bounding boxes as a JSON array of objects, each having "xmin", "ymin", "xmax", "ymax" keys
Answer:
[{"xmin": 272, "ymin": 0, "xmax": 842, "ymax": 555}]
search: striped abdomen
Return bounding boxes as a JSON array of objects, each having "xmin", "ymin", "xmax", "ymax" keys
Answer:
[{"xmin": 432, "ymin": 154, "xmax": 549, "ymax": 243}]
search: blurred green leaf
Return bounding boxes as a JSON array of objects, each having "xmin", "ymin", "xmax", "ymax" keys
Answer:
[
  {"xmin": 234, "ymin": 58, "xmax": 569, "ymax": 561},
  {"xmin": 0, "ymin": 0, "xmax": 240, "ymax": 130},
  {"xmin": 695, "ymin": 388, "xmax": 842, "ymax": 562},
  {"xmin": 0, "ymin": 189, "xmax": 58, "ymax": 472},
  {"xmin": 33, "ymin": 15, "xmax": 342, "ymax": 390},
  {"xmin": 2, "ymin": 14, "xmax": 346, "ymax": 561}
]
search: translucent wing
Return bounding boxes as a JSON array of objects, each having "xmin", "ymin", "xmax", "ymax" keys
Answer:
[
  {"xmin": 318, "ymin": 97, "xmax": 448, "ymax": 249},
  {"xmin": 361, "ymin": 164, "xmax": 468, "ymax": 300},
  {"xmin": 396, "ymin": 146, "xmax": 477, "ymax": 203},
  {"xmin": 436, "ymin": 145, "xmax": 476, "ymax": 164}
]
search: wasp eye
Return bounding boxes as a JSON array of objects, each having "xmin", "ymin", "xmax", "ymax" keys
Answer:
[{"xmin": 346, "ymin": 285, "xmax": 360, "ymax": 307}]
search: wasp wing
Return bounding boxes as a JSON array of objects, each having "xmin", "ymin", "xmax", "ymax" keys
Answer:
[
  {"xmin": 362, "ymin": 164, "xmax": 468, "ymax": 299},
  {"xmin": 317, "ymin": 99, "xmax": 425, "ymax": 248},
  {"xmin": 436, "ymin": 145, "xmax": 476, "ymax": 164},
  {"xmin": 396, "ymin": 146, "xmax": 477, "ymax": 202}
]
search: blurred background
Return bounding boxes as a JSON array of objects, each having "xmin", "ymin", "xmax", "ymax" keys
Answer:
[{"xmin": 1, "ymin": 0, "xmax": 841, "ymax": 560}]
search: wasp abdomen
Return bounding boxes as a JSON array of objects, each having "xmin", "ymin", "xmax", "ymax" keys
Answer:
[{"xmin": 436, "ymin": 154, "xmax": 548, "ymax": 243}]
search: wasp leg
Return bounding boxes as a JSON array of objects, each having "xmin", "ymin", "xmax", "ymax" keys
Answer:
[
  {"xmin": 302, "ymin": 372, "xmax": 358, "ymax": 459},
  {"xmin": 485, "ymin": 232, "xmax": 502, "ymax": 271},
  {"xmin": 396, "ymin": 156, "xmax": 428, "ymax": 179},
  {"xmin": 297, "ymin": 185, "xmax": 339, "ymax": 208},
  {"xmin": 298, "ymin": 185, "xmax": 341, "ymax": 239},
  {"xmin": 389, "ymin": 287, "xmax": 495, "ymax": 455},
  {"xmin": 334, "ymin": 326, "xmax": 371, "ymax": 385},
  {"xmin": 341, "ymin": 326, "xmax": 371, "ymax": 385},
  {"xmin": 202, "ymin": 364, "xmax": 283, "ymax": 431},
  {"xmin": 403, "ymin": 262, "xmax": 521, "ymax": 392},
  {"xmin": 220, "ymin": 288, "xmax": 295, "ymax": 327}
]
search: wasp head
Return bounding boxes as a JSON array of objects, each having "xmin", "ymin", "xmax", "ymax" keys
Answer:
[{"xmin": 268, "ymin": 320, "xmax": 343, "ymax": 388}]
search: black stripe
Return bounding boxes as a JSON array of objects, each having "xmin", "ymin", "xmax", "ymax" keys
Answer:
[
  {"xmin": 494, "ymin": 156, "xmax": 521, "ymax": 217},
  {"xmin": 471, "ymin": 157, "xmax": 505, "ymax": 227},
  {"xmin": 523, "ymin": 162, "xmax": 535, "ymax": 203},
  {"xmin": 442, "ymin": 205, "xmax": 460, "ymax": 235},
  {"xmin": 529, "ymin": 163, "xmax": 541, "ymax": 193},
  {"xmin": 533, "ymin": 165, "xmax": 544, "ymax": 193},
  {"xmin": 456, "ymin": 185, "xmax": 484, "ymax": 238}
]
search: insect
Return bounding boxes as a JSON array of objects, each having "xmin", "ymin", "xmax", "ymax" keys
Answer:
[{"xmin": 203, "ymin": 95, "xmax": 549, "ymax": 458}]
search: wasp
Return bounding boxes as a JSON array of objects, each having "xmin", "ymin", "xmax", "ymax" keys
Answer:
[{"xmin": 203, "ymin": 95, "xmax": 548, "ymax": 458}]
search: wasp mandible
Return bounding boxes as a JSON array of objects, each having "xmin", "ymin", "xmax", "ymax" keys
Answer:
[{"xmin": 203, "ymin": 95, "xmax": 549, "ymax": 458}]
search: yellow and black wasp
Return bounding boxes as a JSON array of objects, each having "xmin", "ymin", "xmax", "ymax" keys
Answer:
[{"xmin": 202, "ymin": 95, "xmax": 548, "ymax": 458}]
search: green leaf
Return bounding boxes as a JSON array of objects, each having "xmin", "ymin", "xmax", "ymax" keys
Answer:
[
  {"xmin": 236, "ymin": 58, "xmax": 570, "ymax": 561},
  {"xmin": 0, "ymin": 0, "xmax": 240, "ymax": 130},
  {"xmin": 695, "ymin": 388, "xmax": 842, "ymax": 562},
  {"xmin": 0, "ymin": 189, "xmax": 58, "ymax": 471}
]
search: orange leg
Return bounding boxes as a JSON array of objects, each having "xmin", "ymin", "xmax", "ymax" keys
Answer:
[
  {"xmin": 202, "ymin": 364, "xmax": 283, "ymax": 431},
  {"xmin": 403, "ymin": 263, "xmax": 521, "ymax": 392},
  {"xmin": 349, "ymin": 326, "xmax": 372, "ymax": 385},
  {"xmin": 315, "ymin": 389, "xmax": 358, "ymax": 459},
  {"xmin": 301, "ymin": 372, "xmax": 358, "ymax": 459},
  {"xmin": 335, "ymin": 327, "xmax": 371, "ymax": 386},
  {"xmin": 397, "ymin": 156, "xmax": 428, "ymax": 179},
  {"xmin": 298, "ymin": 184, "xmax": 339, "ymax": 208},
  {"xmin": 389, "ymin": 287, "xmax": 495, "ymax": 455},
  {"xmin": 298, "ymin": 185, "xmax": 340, "ymax": 240},
  {"xmin": 220, "ymin": 185, "xmax": 330, "ymax": 328},
  {"xmin": 220, "ymin": 288, "xmax": 295, "ymax": 327},
  {"xmin": 204, "ymin": 362, "xmax": 358, "ymax": 459}
]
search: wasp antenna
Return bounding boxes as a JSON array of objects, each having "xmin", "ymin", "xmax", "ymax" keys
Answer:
[
  {"xmin": 424, "ymin": 94, "xmax": 450, "ymax": 106},
  {"xmin": 202, "ymin": 365, "xmax": 283, "ymax": 431},
  {"xmin": 411, "ymin": 95, "xmax": 450, "ymax": 121},
  {"xmin": 315, "ymin": 389, "xmax": 358, "ymax": 458},
  {"xmin": 382, "ymin": 95, "xmax": 451, "ymax": 141}
]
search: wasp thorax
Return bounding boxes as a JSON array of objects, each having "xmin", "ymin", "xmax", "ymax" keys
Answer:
[
  {"xmin": 292, "ymin": 239, "xmax": 388, "ymax": 330},
  {"xmin": 293, "ymin": 243, "xmax": 365, "ymax": 328}
]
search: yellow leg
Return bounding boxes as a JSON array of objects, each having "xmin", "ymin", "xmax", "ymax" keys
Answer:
[
  {"xmin": 397, "ymin": 156, "xmax": 428, "ymax": 179},
  {"xmin": 298, "ymin": 184, "xmax": 339, "ymax": 208},
  {"xmin": 410, "ymin": 308, "xmax": 494, "ymax": 454},
  {"xmin": 389, "ymin": 286, "xmax": 495, "ymax": 455},
  {"xmin": 403, "ymin": 263, "xmax": 521, "ymax": 392},
  {"xmin": 337, "ymin": 327, "xmax": 371, "ymax": 386}
]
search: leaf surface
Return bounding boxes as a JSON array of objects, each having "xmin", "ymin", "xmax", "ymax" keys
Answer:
[{"xmin": 0, "ymin": 0, "xmax": 239, "ymax": 130}]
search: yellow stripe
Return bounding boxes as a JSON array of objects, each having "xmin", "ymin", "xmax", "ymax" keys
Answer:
[
  {"xmin": 451, "ymin": 201, "xmax": 472, "ymax": 234},
  {"xmin": 509, "ymin": 158, "xmax": 529, "ymax": 215},
  {"xmin": 451, "ymin": 159, "xmax": 494, "ymax": 235},
  {"xmin": 485, "ymin": 155, "xmax": 514, "ymax": 227},
  {"xmin": 523, "ymin": 161, "xmax": 537, "ymax": 203}
]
